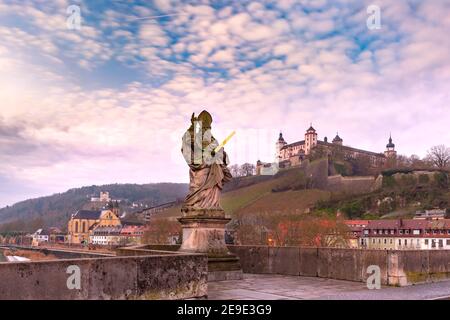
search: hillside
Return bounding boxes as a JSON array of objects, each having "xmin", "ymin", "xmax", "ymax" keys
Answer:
[
  {"xmin": 0, "ymin": 183, "xmax": 188, "ymax": 232},
  {"xmin": 2, "ymin": 164, "xmax": 448, "ymax": 233},
  {"xmin": 153, "ymin": 165, "xmax": 450, "ymax": 222},
  {"xmin": 154, "ymin": 167, "xmax": 330, "ymax": 219}
]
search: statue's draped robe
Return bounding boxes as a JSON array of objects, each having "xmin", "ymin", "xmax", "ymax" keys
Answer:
[{"xmin": 181, "ymin": 128, "xmax": 232, "ymax": 210}]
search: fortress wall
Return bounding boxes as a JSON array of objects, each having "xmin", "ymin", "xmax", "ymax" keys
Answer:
[
  {"xmin": 326, "ymin": 175, "xmax": 377, "ymax": 194},
  {"xmin": 228, "ymin": 245, "xmax": 450, "ymax": 286},
  {"xmin": 305, "ymin": 158, "xmax": 329, "ymax": 189},
  {"xmin": 0, "ymin": 253, "xmax": 207, "ymax": 299}
]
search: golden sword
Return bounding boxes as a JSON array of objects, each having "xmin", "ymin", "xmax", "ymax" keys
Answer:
[{"xmin": 214, "ymin": 131, "xmax": 236, "ymax": 153}]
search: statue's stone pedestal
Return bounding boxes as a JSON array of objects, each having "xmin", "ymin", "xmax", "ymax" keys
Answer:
[{"xmin": 178, "ymin": 208, "xmax": 243, "ymax": 282}]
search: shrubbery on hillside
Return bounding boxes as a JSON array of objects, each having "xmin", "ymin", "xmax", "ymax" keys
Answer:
[
  {"xmin": 271, "ymin": 170, "xmax": 307, "ymax": 192},
  {"xmin": 339, "ymin": 200, "xmax": 365, "ymax": 218},
  {"xmin": 434, "ymin": 172, "xmax": 449, "ymax": 189}
]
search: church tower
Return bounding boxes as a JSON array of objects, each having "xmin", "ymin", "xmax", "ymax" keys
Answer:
[
  {"xmin": 384, "ymin": 134, "xmax": 397, "ymax": 158},
  {"xmin": 304, "ymin": 124, "xmax": 317, "ymax": 155}
]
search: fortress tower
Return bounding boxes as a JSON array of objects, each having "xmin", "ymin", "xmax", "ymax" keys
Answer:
[
  {"xmin": 332, "ymin": 133, "xmax": 343, "ymax": 146},
  {"xmin": 384, "ymin": 134, "xmax": 397, "ymax": 158},
  {"xmin": 276, "ymin": 132, "xmax": 287, "ymax": 159},
  {"xmin": 304, "ymin": 124, "xmax": 317, "ymax": 155}
]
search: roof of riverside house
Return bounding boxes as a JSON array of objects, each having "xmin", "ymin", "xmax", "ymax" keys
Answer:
[
  {"xmin": 92, "ymin": 225, "xmax": 122, "ymax": 234},
  {"xmin": 122, "ymin": 221, "xmax": 145, "ymax": 226},
  {"xmin": 365, "ymin": 219, "xmax": 450, "ymax": 231},
  {"xmin": 72, "ymin": 210, "xmax": 102, "ymax": 220},
  {"xmin": 344, "ymin": 220, "xmax": 369, "ymax": 226}
]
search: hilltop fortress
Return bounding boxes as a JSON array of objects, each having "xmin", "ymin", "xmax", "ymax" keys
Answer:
[{"xmin": 257, "ymin": 125, "xmax": 397, "ymax": 175}]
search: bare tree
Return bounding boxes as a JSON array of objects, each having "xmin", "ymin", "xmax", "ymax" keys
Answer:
[
  {"xmin": 396, "ymin": 155, "xmax": 409, "ymax": 168},
  {"xmin": 408, "ymin": 154, "xmax": 425, "ymax": 168},
  {"xmin": 426, "ymin": 145, "xmax": 450, "ymax": 169},
  {"xmin": 143, "ymin": 218, "xmax": 181, "ymax": 244},
  {"xmin": 239, "ymin": 163, "xmax": 255, "ymax": 176},
  {"xmin": 229, "ymin": 164, "xmax": 240, "ymax": 177}
]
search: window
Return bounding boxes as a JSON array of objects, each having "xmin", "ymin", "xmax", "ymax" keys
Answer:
[
  {"xmin": 390, "ymin": 230, "xmax": 395, "ymax": 235},
  {"xmin": 413, "ymin": 230, "xmax": 420, "ymax": 235},
  {"xmin": 398, "ymin": 239, "xmax": 401, "ymax": 245},
  {"xmin": 399, "ymin": 230, "xmax": 403, "ymax": 234},
  {"xmin": 75, "ymin": 221, "xmax": 79, "ymax": 233},
  {"xmin": 405, "ymin": 230, "xmax": 410, "ymax": 234},
  {"xmin": 447, "ymin": 240, "xmax": 450, "ymax": 246},
  {"xmin": 425, "ymin": 239, "xmax": 429, "ymax": 245},
  {"xmin": 384, "ymin": 239, "xmax": 387, "ymax": 244},
  {"xmin": 390, "ymin": 239, "xmax": 393, "ymax": 244},
  {"xmin": 404, "ymin": 239, "xmax": 407, "ymax": 245}
]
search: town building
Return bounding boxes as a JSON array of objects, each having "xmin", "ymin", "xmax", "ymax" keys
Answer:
[
  {"xmin": 257, "ymin": 125, "xmax": 396, "ymax": 174},
  {"xmin": 344, "ymin": 220, "xmax": 369, "ymax": 248},
  {"xmin": 67, "ymin": 209, "xmax": 121, "ymax": 244},
  {"xmin": 360, "ymin": 219, "xmax": 450, "ymax": 250},
  {"xmin": 31, "ymin": 228, "xmax": 50, "ymax": 245},
  {"xmin": 414, "ymin": 209, "xmax": 447, "ymax": 220},
  {"xmin": 119, "ymin": 223, "xmax": 146, "ymax": 245},
  {"xmin": 90, "ymin": 191, "xmax": 111, "ymax": 202},
  {"xmin": 90, "ymin": 225, "xmax": 123, "ymax": 246}
]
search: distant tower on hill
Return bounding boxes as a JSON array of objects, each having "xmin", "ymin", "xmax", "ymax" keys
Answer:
[
  {"xmin": 90, "ymin": 191, "xmax": 111, "ymax": 203},
  {"xmin": 304, "ymin": 124, "xmax": 317, "ymax": 155},
  {"xmin": 99, "ymin": 192, "xmax": 110, "ymax": 202},
  {"xmin": 332, "ymin": 132, "xmax": 343, "ymax": 146},
  {"xmin": 384, "ymin": 134, "xmax": 397, "ymax": 158},
  {"xmin": 276, "ymin": 132, "xmax": 287, "ymax": 158}
]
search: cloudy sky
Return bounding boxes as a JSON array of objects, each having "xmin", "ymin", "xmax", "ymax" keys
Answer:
[{"xmin": 0, "ymin": 0, "xmax": 449, "ymax": 208}]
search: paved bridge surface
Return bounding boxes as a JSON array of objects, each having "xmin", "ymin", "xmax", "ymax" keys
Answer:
[{"xmin": 208, "ymin": 274, "xmax": 450, "ymax": 300}]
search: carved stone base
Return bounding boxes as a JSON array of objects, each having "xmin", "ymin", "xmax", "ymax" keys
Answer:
[{"xmin": 178, "ymin": 209, "xmax": 243, "ymax": 281}]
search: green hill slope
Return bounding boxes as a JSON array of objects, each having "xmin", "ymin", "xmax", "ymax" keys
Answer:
[
  {"xmin": 154, "ymin": 167, "xmax": 330, "ymax": 219},
  {"xmin": 153, "ymin": 167, "xmax": 450, "ymax": 221}
]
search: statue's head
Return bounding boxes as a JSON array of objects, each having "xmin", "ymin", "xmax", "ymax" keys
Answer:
[{"xmin": 197, "ymin": 110, "xmax": 212, "ymax": 129}]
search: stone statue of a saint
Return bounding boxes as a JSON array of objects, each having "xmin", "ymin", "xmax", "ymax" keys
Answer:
[
  {"xmin": 178, "ymin": 111, "xmax": 243, "ymax": 280},
  {"xmin": 181, "ymin": 110, "xmax": 232, "ymax": 212}
]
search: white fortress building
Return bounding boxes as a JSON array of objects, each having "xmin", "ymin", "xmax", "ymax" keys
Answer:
[{"xmin": 257, "ymin": 124, "xmax": 397, "ymax": 174}]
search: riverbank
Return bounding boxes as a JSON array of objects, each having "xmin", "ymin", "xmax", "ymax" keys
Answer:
[{"xmin": 1, "ymin": 249, "xmax": 57, "ymax": 261}]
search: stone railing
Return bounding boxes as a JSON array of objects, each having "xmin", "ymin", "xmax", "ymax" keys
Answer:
[
  {"xmin": 0, "ymin": 250, "xmax": 207, "ymax": 299},
  {"xmin": 228, "ymin": 245, "xmax": 450, "ymax": 286}
]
